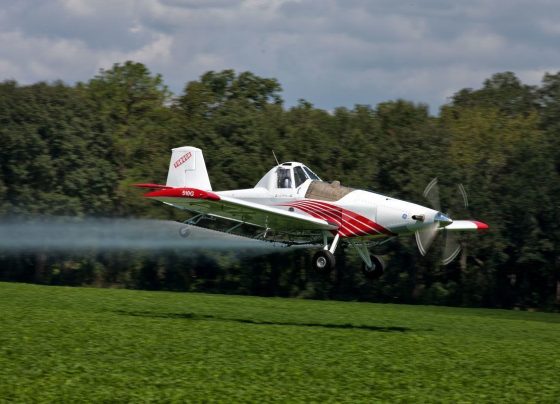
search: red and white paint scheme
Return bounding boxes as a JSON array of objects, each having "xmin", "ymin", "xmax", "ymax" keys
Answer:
[{"xmin": 136, "ymin": 146, "xmax": 488, "ymax": 278}]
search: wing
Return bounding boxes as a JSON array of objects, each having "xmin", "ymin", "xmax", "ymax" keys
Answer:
[
  {"xmin": 135, "ymin": 185, "xmax": 338, "ymax": 233},
  {"xmin": 443, "ymin": 220, "xmax": 489, "ymax": 231}
]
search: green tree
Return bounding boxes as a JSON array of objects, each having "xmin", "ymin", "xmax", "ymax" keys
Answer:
[
  {"xmin": 85, "ymin": 61, "xmax": 178, "ymax": 217},
  {"xmin": 0, "ymin": 80, "xmax": 116, "ymax": 216},
  {"xmin": 451, "ymin": 72, "xmax": 537, "ymax": 117},
  {"xmin": 538, "ymin": 71, "xmax": 560, "ymax": 307},
  {"xmin": 177, "ymin": 70, "xmax": 284, "ymax": 190},
  {"xmin": 441, "ymin": 80, "xmax": 555, "ymax": 307}
]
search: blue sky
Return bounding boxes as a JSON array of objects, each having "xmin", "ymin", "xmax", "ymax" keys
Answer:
[{"xmin": 1, "ymin": 0, "xmax": 559, "ymax": 113}]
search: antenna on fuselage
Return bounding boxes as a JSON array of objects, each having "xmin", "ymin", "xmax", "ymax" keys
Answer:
[{"xmin": 272, "ymin": 150, "xmax": 280, "ymax": 167}]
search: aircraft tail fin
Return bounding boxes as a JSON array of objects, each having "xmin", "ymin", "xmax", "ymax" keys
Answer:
[{"xmin": 166, "ymin": 146, "xmax": 212, "ymax": 191}]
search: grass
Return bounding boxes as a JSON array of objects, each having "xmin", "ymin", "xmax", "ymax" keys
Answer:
[{"xmin": 1, "ymin": 282, "xmax": 559, "ymax": 402}]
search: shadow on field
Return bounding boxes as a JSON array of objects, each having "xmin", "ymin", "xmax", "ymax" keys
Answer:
[{"xmin": 113, "ymin": 310, "xmax": 411, "ymax": 333}]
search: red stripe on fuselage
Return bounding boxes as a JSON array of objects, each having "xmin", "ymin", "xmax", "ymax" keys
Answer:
[
  {"xmin": 295, "ymin": 200, "xmax": 387, "ymax": 234},
  {"xmin": 290, "ymin": 200, "xmax": 379, "ymax": 237},
  {"xmin": 301, "ymin": 200, "xmax": 390, "ymax": 235},
  {"xmin": 286, "ymin": 202, "xmax": 355, "ymax": 237},
  {"xmin": 279, "ymin": 199, "xmax": 393, "ymax": 238}
]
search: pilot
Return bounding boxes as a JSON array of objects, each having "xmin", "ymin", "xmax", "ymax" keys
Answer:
[{"xmin": 278, "ymin": 168, "xmax": 292, "ymax": 188}]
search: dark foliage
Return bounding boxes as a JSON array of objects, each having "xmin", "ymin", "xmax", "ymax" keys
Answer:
[{"xmin": 0, "ymin": 64, "xmax": 558, "ymax": 310}]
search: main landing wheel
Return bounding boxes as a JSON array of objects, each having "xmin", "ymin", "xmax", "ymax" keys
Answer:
[
  {"xmin": 313, "ymin": 250, "xmax": 336, "ymax": 272},
  {"xmin": 179, "ymin": 227, "xmax": 191, "ymax": 238},
  {"xmin": 362, "ymin": 255, "xmax": 385, "ymax": 280}
]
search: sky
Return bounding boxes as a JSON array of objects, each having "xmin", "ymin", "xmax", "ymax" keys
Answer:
[{"xmin": 1, "ymin": 0, "xmax": 559, "ymax": 113}]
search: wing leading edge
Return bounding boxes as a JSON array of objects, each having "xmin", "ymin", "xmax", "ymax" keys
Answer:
[
  {"xmin": 444, "ymin": 220, "xmax": 489, "ymax": 231},
  {"xmin": 135, "ymin": 185, "xmax": 338, "ymax": 233}
]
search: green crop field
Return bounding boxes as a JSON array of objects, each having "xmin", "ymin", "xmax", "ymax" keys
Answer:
[{"xmin": 1, "ymin": 282, "xmax": 559, "ymax": 403}]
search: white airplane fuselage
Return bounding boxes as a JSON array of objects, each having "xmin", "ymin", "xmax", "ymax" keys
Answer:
[
  {"xmin": 218, "ymin": 167, "xmax": 441, "ymax": 240},
  {"xmin": 138, "ymin": 146, "xmax": 488, "ymax": 272}
]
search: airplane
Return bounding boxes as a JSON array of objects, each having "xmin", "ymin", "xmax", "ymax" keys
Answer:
[{"xmin": 135, "ymin": 146, "xmax": 488, "ymax": 279}]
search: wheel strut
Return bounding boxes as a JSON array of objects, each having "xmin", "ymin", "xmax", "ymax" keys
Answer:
[
  {"xmin": 314, "ymin": 232, "xmax": 341, "ymax": 271},
  {"xmin": 328, "ymin": 233, "xmax": 340, "ymax": 254}
]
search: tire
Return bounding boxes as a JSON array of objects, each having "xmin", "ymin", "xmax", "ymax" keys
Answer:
[
  {"xmin": 179, "ymin": 227, "xmax": 191, "ymax": 238},
  {"xmin": 362, "ymin": 255, "xmax": 385, "ymax": 280},
  {"xmin": 312, "ymin": 250, "xmax": 336, "ymax": 272}
]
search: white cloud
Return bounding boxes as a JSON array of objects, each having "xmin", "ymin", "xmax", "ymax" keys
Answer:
[
  {"xmin": 59, "ymin": 0, "xmax": 96, "ymax": 16},
  {"xmin": 1, "ymin": 0, "xmax": 560, "ymax": 112},
  {"xmin": 0, "ymin": 31, "xmax": 98, "ymax": 84},
  {"xmin": 127, "ymin": 33, "xmax": 173, "ymax": 65},
  {"xmin": 538, "ymin": 18, "xmax": 560, "ymax": 36}
]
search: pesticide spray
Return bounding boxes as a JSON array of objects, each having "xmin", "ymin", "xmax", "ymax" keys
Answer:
[{"xmin": 0, "ymin": 217, "xmax": 286, "ymax": 255}]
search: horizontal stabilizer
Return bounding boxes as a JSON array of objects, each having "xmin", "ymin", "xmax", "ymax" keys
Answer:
[{"xmin": 144, "ymin": 187, "xmax": 221, "ymax": 201}]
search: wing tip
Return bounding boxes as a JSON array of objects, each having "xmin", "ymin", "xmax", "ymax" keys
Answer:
[{"xmin": 472, "ymin": 221, "xmax": 489, "ymax": 231}]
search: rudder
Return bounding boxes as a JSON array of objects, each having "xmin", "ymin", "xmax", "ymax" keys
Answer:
[{"xmin": 166, "ymin": 146, "xmax": 212, "ymax": 190}]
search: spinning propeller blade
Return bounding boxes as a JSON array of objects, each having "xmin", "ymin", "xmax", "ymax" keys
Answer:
[
  {"xmin": 442, "ymin": 230, "xmax": 461, "ymax": 265},
  {"xmin": 458, "ymin": 183, "xmax": 468, "ymax": 209},
  {"xmin": 423, "ymin": 177, "xmax": 441, "ymax": 212},
  {"xmin": 415, "ymin": 223, "xmax": 439, "ymax": 256},
  {"xmin": 416, "ymin": 179, "xmax": 469, "ymax": 265}
]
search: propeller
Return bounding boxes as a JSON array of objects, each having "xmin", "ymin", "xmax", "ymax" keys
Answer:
[{"xmin": 415, "ymin": 178, "xmax": 469, "ymax": 265}]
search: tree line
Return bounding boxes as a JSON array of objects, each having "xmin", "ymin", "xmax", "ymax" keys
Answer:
[{"xmin": 0, "ymin": 61, "xmax": 559, "ymax": 310}]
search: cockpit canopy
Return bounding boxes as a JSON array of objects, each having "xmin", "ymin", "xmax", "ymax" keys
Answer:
[
  {"xmin": 255, "ymin": 162, "xmax": 354, "ymax": 201},
  {"xmin": 276, "ymin": 162, "xmax": 321, "ymax": 188},
  {"xmin": 255, "ymin": 162, "xmax": 321, "ymax": 190}
]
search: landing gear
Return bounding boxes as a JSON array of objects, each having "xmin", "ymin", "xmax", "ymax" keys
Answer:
[
  {"xmin": 312, "ymin": 233, "xmax": 389, "ymax": 279},
  {"xmin": 350, "ymin": 240, "xmax": 387, "ymax": 280},
  {"xmin": 313, "ymin": 250, "xmax": 336, "ymax": 271},
  {"xmin": 362, "ymin": 254, "xmax": 385, "ymax": 280},
  {"xmin": 312, "ymin": 232, "xmax": 340, "ymax": 272},
  {"xmin": 179, "ymin": 227, "xmax": 191, "ymax": 238}
]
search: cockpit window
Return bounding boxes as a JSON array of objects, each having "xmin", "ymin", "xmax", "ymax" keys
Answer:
[
  {"xmin": 277, "ymin": 168, "xmax": 292, "ymax": 188},
  {"xmin": 303, "ymin": 166, "xmax": 321, "ymax": 180},
  {"xmin": 293, "ymin": 166, "xmax": 307, "ymax": 187}
]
